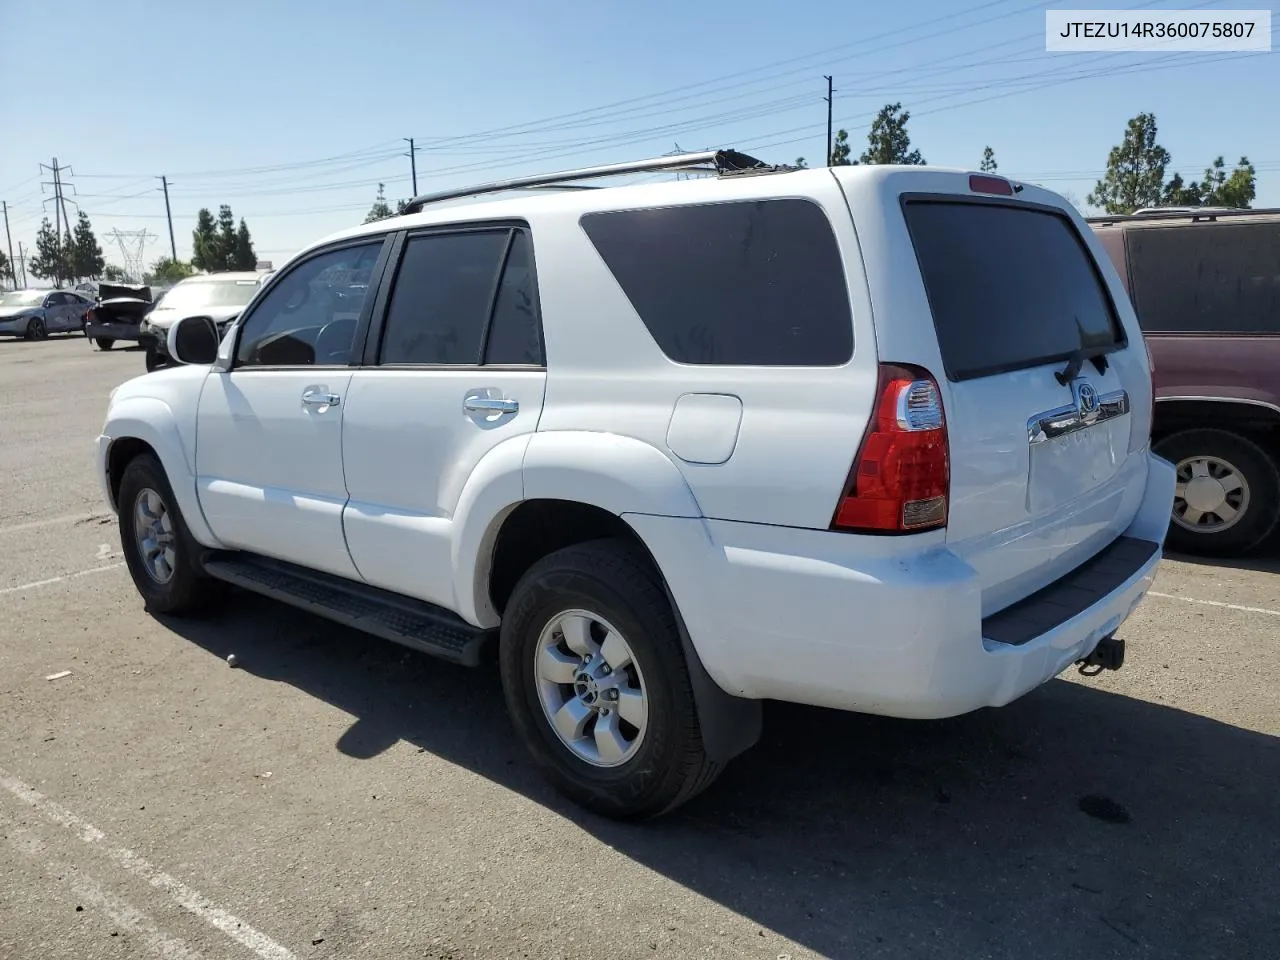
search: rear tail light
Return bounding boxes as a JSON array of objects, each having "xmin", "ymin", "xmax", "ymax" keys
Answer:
[{"xmin": 832, "ymin": 363, "xmax": 949, "ymax": 534}]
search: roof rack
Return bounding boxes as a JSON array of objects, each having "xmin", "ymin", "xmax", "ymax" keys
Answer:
[
  {"xmin": 1086, "ymin": 206, "xmax": 1280, "ymax": 225},
  {"xmin": 400, "ymin": 149, "xmax": 781, "ymax": 215}
]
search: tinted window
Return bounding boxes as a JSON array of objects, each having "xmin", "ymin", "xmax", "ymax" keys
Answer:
[
  {"xmin": 580, "ymin": 199, "xmax": 853, "ymax": 366},
  {"xmin": 903, "ymin": 201, "xmax": 1123, "ymax": 381},
  {"xmin": 380, "ymin": 231, "xmax": 509, "ymax": 365},
  {"xmin": 235, "ymin": 241, "xmax": 382, "ymax": 367},
  {"xmin": 1126, "ymin": 221, "xmax": 1280, "ymax": 334},
  {"xmin": 484, "ymin": 231, "xmax": 542, "ymax": 365}
]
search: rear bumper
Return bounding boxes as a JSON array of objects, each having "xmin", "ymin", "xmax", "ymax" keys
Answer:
[
  {"xmin": 626, "ymin": 451, "xmax": 1175, "ymax": 719},
  {"xmin": 85, "ymin": 321, "xmax": 143, "ymax": 342}
]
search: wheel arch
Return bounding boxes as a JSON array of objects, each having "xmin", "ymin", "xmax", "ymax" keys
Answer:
[
  {"xmin": 1153, "ymin": 397, "xmax": 1280, "ymax": 451},
  {"xmin": 102, "ymin": 398, "xmax": 221, "ymax": 548}
]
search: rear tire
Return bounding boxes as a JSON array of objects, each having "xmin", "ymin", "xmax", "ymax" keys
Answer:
[
  {"xmin": 498, "ymin": 539, "xmax": 721, "ymax": 820},
  {"xmin": 1154, "ymin": 428, "xmax": 1280, "ymax": 557},
  {"xmin": 95, "ymin": 337, "xmax": 114, "ymax": 351},
  {"xmin": 144, "ymin": 345, "xmax": 163, "ymax": 371},
  {"xmin": 117, "ymin": 453, "xmax": 221, "ymax": 616}
]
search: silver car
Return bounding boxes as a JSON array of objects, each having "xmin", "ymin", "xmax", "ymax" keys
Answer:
[{"xmin": 0, "ymin": 289, "xmax": 94, "ymax": 340}]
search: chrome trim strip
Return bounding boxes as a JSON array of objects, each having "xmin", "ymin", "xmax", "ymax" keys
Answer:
[
  {"xmin": 1155, "ymin": 396, "xmax": 1280, "ymax": 415},
  {"xmin": 1028, "ymin": 389, "xmax": 1130, "ymax": 444}
]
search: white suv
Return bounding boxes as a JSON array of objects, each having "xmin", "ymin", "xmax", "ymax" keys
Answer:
[{"xmin": 96, "ymin": 152, "xmax": 1175, "ymax": 819}]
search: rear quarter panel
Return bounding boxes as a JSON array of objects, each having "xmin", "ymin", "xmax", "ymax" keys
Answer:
[{"xmin": 1148, "ymin": 333, "xmax": 1280, "ymax": 409}]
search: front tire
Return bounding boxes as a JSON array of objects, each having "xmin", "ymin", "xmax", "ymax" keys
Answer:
[
  {"xmin": 25, "ymin": 318, "xmax": 46, "ymax": 340},
  {"xmin": 144, "ymin": 345, "xmax": 163, "ymax": 371},
  {"xmin": 499, "ymin": 539, "xmax": 720, "ymax": 819},
  {"xmin": 95, "ymin": 337, "xmax": 114, "ymax": 351},
  {"xmin": 117, "ymin": 453, "xmax": 220, "ymax": 615},
  {"xmin": 1155, "ymin": 428, "xmax": 1280, "ymax": 557}
]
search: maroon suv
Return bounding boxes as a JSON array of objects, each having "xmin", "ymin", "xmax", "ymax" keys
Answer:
[{"xmin": 1091, "ymin": 208, "xmax": 1280, "ymax": 557}]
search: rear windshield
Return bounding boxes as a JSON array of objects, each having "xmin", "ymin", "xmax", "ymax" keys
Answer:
[
  {"xmin": 1126, "ymin": 221, "xmax": 1280, "ymax": 334},
  {"xmin": 580, "ymin": 199, "xmax": 853, "ymax": 366},
  {"xmin": 903, "ymin": 200, "xmax": 1124, "ymax": 382}
]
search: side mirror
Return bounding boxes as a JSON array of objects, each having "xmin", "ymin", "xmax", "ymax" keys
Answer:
[{"xmin": 167, "ymin": 315, "xmax": 220, "ymax": 365}]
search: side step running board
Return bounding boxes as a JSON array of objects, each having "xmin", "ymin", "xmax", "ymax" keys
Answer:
[{"xmin": 202, "ymin": 554, "xmax": 491, "ymax": 667}]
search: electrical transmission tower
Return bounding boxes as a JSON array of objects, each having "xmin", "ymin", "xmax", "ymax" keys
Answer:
[{"xmin": 107, "ymin": 228, "xmax": 156, "ymax": 282}]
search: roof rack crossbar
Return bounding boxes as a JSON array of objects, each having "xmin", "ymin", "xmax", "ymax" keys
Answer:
[
  {"xmin": 1086, "ymin": 206, "xmax": 1280, "ymax": 225},
  {"xmin": 400, "ymin": 149, "xmax": 775, "ymax": 214}
]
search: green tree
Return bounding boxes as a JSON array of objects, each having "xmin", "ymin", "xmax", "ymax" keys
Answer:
[
  {"xmin": 1199, "ymin": 156, "xmax": 1255, "ymax": 208},
  {"xmin": 364, "ymin": 183, "xmax": 394, "ymax": 223},
  {"xmin": 191, "ymin": 208, "xmax": 219, "ymax": 272},
  {"xmin": 980, "ymin": 146, "xmax": 997, "ymax": 172},
  {"xmin": 103, "ymin": 264, "xmax": 130, "ymax": 282},
  {"xmin": 830, "ymin": 129, "xmax": 853, "ymax": 166},
  {"xmin": 1088, "ymin": 113, "xmax": 1170, "ymax": 214},
  {"xmin": 215, "ymin": 205, "xmax": 237, "ymax": 270},
  {"xmin": 793, "ymin": 157, "xmax": 809, "ymax": 169},
  {"xmin": 70, "ymin": 211, "xmax": 105, "ymax": 281},
  {"xmin": 0, "ymin": 249, "xmax": 12, "ymax": 289},
  {"xmin": 144, "ymin": 257, "xmax": 196, "ymax": 285},
  {"xmin": 1161, "ymin": 172, "xmax": 1201, "ymax": 206},
  {"xmin": 28, "ymin": 218, "xmax": 72, "ymax": 286},
  {"xmin": 232, "ymin": 219, "xmax": 257, "ymax": 269},
  {"xmin": 860, "ymin": 103, "xmax": 924, "ymax": 165}
]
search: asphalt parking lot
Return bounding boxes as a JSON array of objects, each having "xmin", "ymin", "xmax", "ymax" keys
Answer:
[{"xmin": 0, "ymin": 335, "xmax": 1277, "ymax": 960}]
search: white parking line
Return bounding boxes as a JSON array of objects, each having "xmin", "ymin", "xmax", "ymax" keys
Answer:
[
  {"xmin": 0, "ymin": 512, "xmax": 111, "ymax": 535},
  {"xmin": 1148, "ymin": 591, "xmax": 1280, "ymax": 618},
  {"xmin": 4, "ymin": 820, "xmax": 205, "ymax": 960},
  {"xmin": 0, "ymin": 562, "xmax": 126, "ymax": 596},
  {"xmin": 0, "ymin": 767, "xmax": 297, "ymax": 960}
]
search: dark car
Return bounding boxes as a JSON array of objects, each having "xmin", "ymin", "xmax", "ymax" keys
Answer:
[
  {"xmin": 1090, "ymin": 207, "xmax": 1280, "ymax": 557},
  {"xmin": 83, "ymin": 282, "xmax": 156, "ymax": 350}
]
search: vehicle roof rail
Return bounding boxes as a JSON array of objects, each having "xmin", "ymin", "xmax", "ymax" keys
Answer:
[
  {"xmin": 1086, "ymin": 206, "xmax": 1280, "ymax": 225},
  {"xmin": 400, "ymin": 149, "xmax": 783, "ymax": 215}
]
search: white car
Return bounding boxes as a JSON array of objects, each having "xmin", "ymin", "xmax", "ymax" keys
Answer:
[{"xmin": 95, "ymin": 152, "xmax": 1175, "ymax": 819}]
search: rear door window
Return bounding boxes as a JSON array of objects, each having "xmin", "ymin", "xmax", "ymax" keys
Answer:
[
  {"xmin": 903, "ymin": 200, "xmax": 1124, "ymax": 382},
  {"xmin": 580, "ymin": 199, "xmax": 853, "ymax": 366},
  {"xmin": 1126, "ymin": 221, "xmax": 1280, "ymax": 334}
]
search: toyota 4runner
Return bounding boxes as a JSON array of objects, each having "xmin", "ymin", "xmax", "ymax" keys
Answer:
[{"xmin": 96, "ymin": 153, "xmax": 1175, "ymax": 819}]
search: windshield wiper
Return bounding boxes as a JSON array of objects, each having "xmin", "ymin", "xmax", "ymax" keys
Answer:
[{"xmin": 1054, "ymin": 348, "xmax": 1109, "ymax": 385}]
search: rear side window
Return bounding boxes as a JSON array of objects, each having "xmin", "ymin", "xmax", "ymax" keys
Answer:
[
  {"xmin": 1126, "ymin": 221, "xmax": 1280, "ymax": 334},
  {"xmin": 580, "ymin": 199, "xmax": 853, "ymax": 366},
  {"xmin": 379, "ymin": 228, "xmax": 543, "ymax": 366},
  {"xmin": 904, "ymin": 200, "xmax": 1124, "ymax": 382}
]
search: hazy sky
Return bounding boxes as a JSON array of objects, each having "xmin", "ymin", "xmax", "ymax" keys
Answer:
[{"xmin": 1, "ymin": 0, "xmax": 1276, "ymax": 275}]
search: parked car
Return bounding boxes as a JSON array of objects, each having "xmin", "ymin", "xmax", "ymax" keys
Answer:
[
  {"xmin": 1090, "ymin": 208, "xmax": 1280, "ymax": 556},
  {"xmin": 96, "ymin": 155, "xmax": 1173, "ymax": 819},
  {"xmin": 0, "ymin": 289, "xmax": 94, "ymax": 339},
  {"xmin": 138, "ymin": 272, "xmax": 266, "ymax": 371},
  {"xmin": 83, "ymin": 282, "xmax": 155, "ymax": 350}
]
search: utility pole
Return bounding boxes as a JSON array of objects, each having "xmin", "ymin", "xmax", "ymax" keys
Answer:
[
  {"xmin": 57, "ymin": 164, "xmax": 73, "ymax": 242},
  {"xmin": 1, "ymin": 201, "xmax": 14, "ymax": 290},
  {"xmin": 159, "ymin": 175, "xmax": 177, "ymax": 260},
  {"xmin": 404, "ymin": 137, "xmax": 419, "ymax": 195},
  {"xmin": 824, "ymin": 76, "xmax": 835, "ymax": 166}
]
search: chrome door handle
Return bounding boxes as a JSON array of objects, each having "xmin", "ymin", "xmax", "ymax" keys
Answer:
[
  {"xmin": 464, "ymin": 396, "xmax": 518, "ymax": 414},
  {"xmin": 302, "ymin": 390, "xmax": 341, "ymax": 408}
]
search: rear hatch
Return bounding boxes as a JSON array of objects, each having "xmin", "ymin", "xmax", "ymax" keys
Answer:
[{"xmin": 836, "ymin": 168, "xmax": 1153, "ymax": 614}]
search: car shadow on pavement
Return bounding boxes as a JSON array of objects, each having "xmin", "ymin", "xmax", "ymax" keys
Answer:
[
  {"xmin": 1165, "ymin": 545, "xmax": 1280, "ymax": 576},
  {"xmin": 160, "ymin": 595, "xmax": 1280, "ymax": 960}
]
